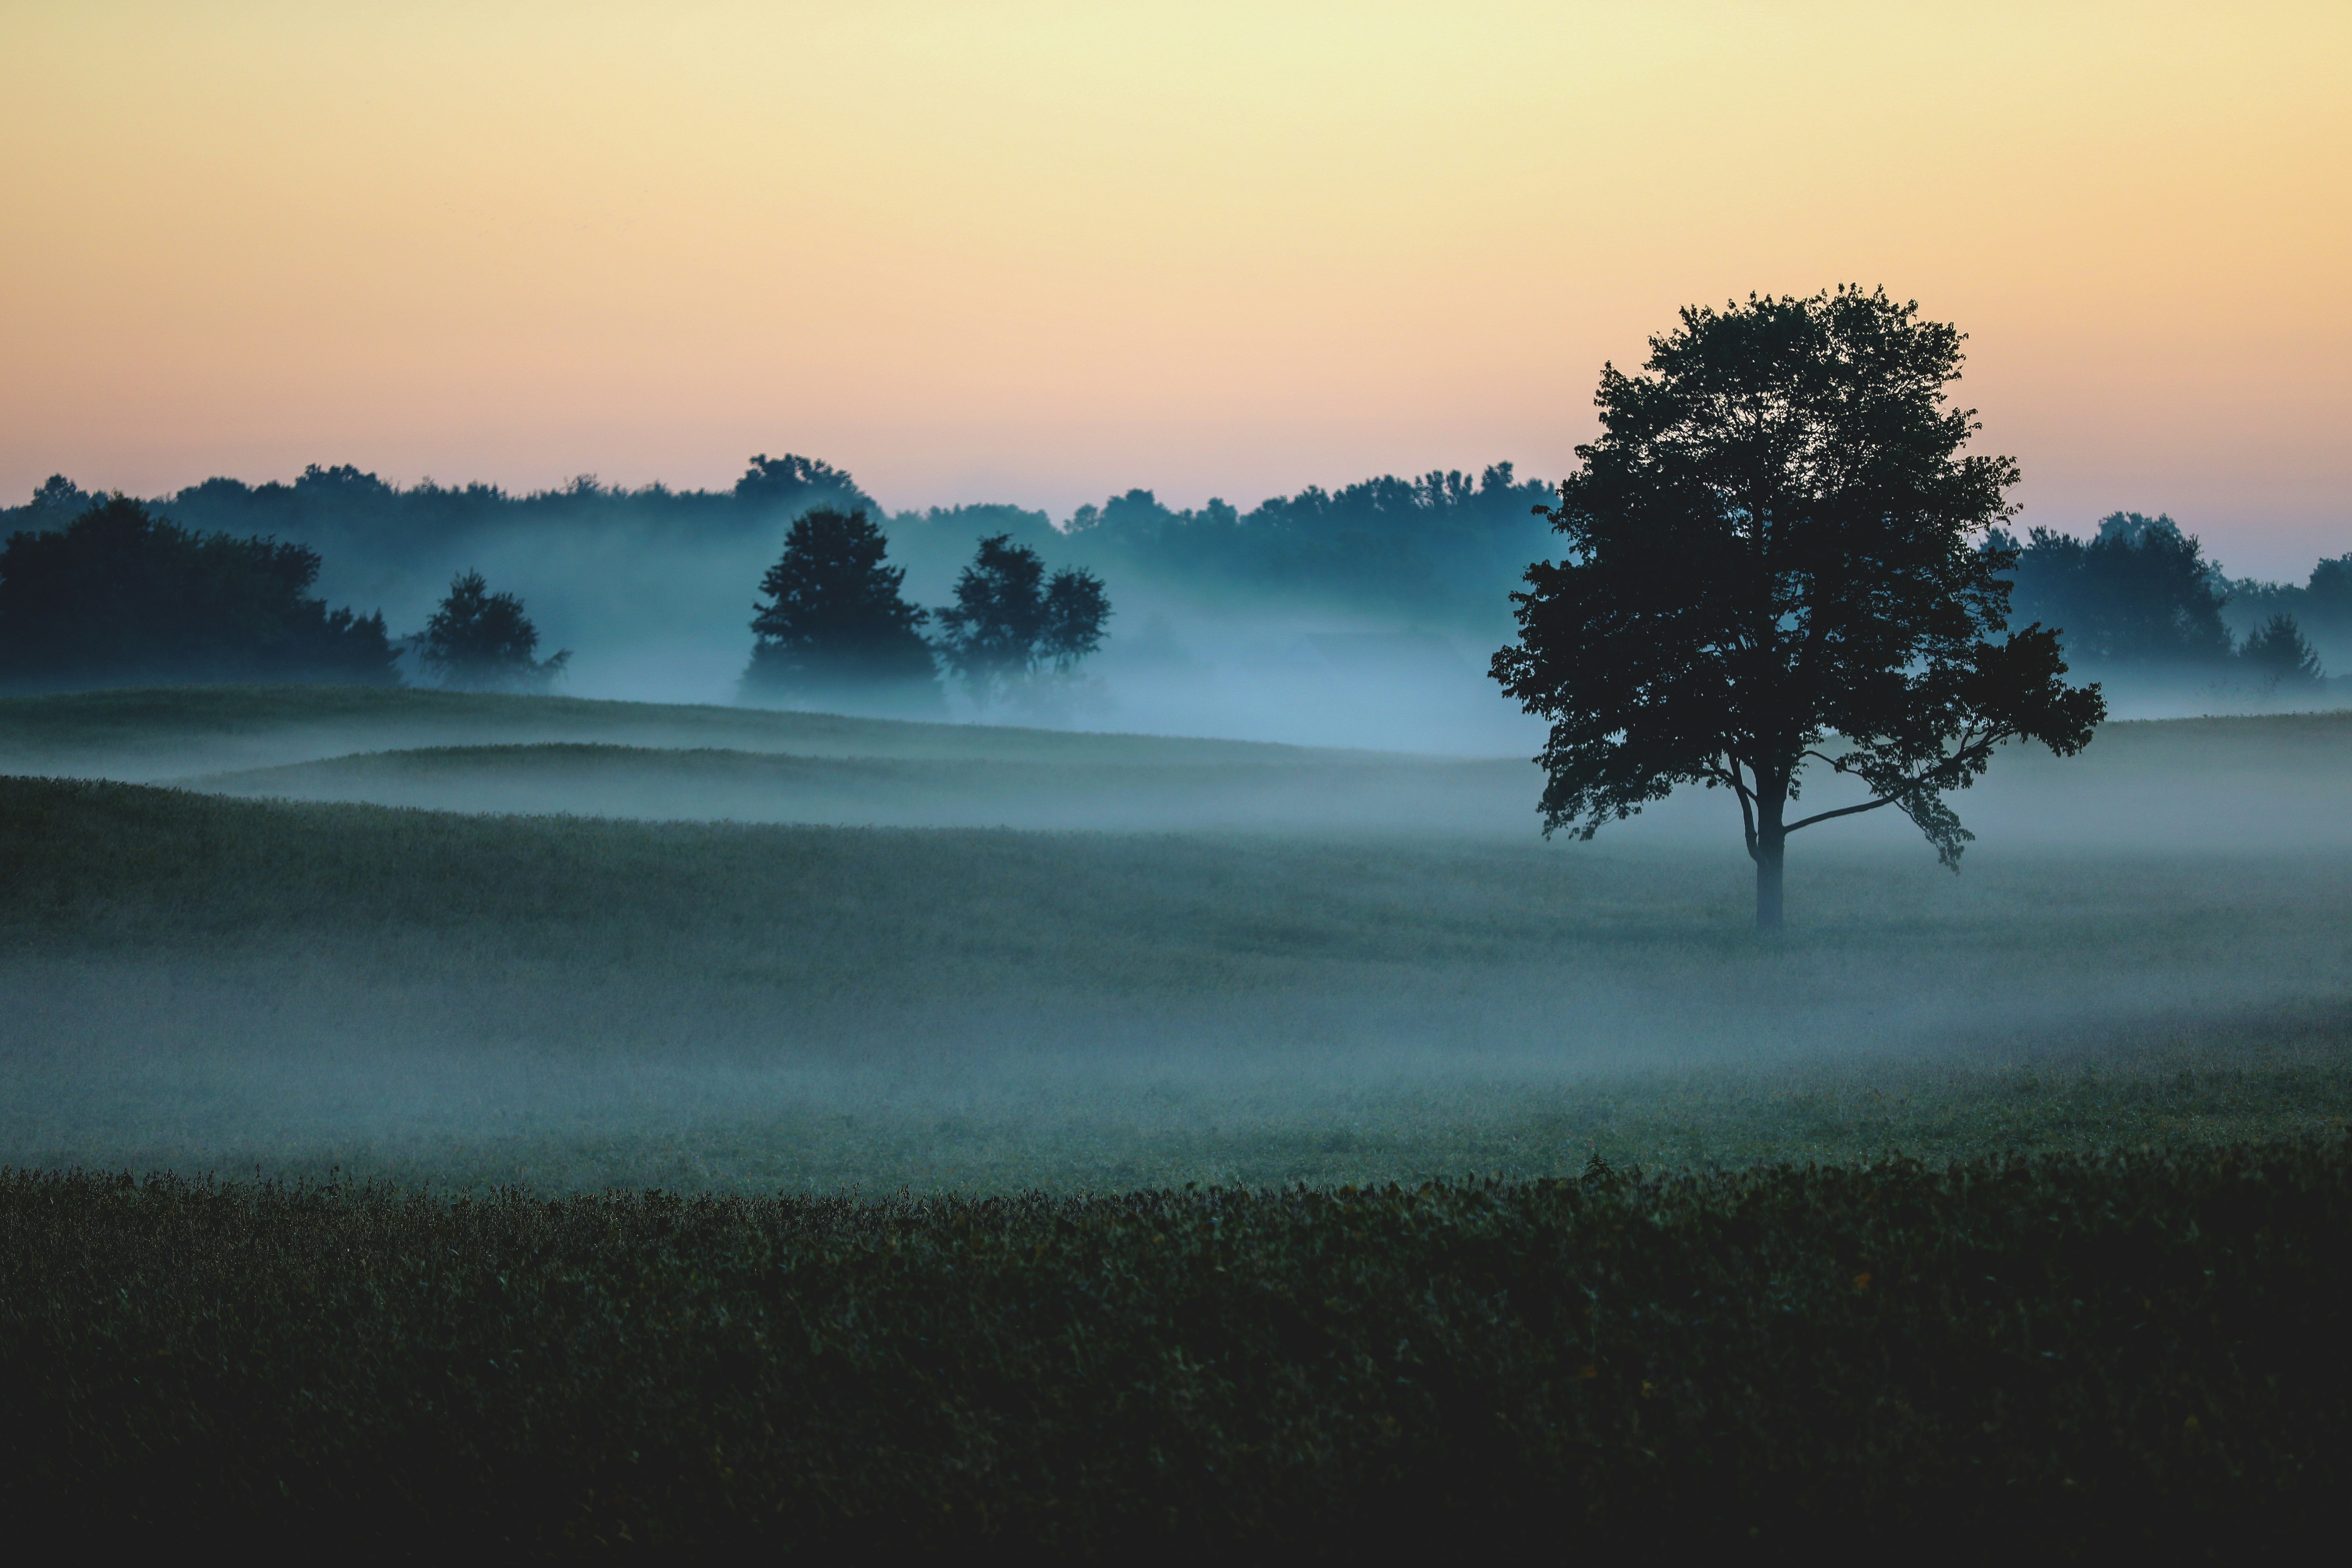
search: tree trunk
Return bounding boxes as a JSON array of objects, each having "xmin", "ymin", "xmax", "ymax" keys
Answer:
[{"xmin": 1754, "ymin": 787, "xmax": 1787, "ymax": 931}]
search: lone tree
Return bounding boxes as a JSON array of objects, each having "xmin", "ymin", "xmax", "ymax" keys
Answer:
[
  {"xmin": 741, "ymin": 506, "xmax": 941, "ymax": 713},
  {"xmin": 1492, "ymin": 288, "xmax": 2105, "ymax": 929},
  {"xmin": 934, "ymin": 533, "xmax": 1111, "ymax": 712},
  {"xmin": 416, "ymin": 570, "xmax": 569, "ymax": 691}
]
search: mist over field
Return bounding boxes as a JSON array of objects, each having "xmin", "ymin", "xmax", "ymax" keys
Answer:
[
  {"xmin": 13, "ymin": 460, "xmax": 2346, "ymax": 755},
  {"xmin": 2, "ymin": 462, "xmax": 1567, "ymax": 752},
  {"xmin": 13, "ymin": 4, "xmax": 2352, "ymax": 1538},
  {"xmin": 5, "ymin": 445, "xmax": 2352, "ymax": 1192},
  {"xmin": 4, "ymin": 685, "xmax": 2350, "ymax": 1194}
]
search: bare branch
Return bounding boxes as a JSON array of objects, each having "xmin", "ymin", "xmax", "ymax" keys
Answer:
[{"xmin": 1785, "ymin": 795, "xmax": 1899, "ymax": 834}]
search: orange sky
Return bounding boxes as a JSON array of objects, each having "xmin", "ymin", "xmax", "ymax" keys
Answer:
[{"xmin": 4, "ymin": 1, "xmax": 2346, "ymax": 575}]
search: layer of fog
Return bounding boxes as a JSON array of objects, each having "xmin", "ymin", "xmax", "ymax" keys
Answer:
[
  {"xmin": 308, "ymin": 505, "xmax": 2345, "ymax": 754},
  {"xmin": 150, "ymin": 718, "xmax": 2352, "ymax": 854},
  {"xmin": 7, "ymin": 809, "xmax": 2352, "ymax": 1188},
  {"xmin": 5, "ymin": 902, "xmax": 2343, "ymax": 1191},
  {"xmin": 301, "ymin": 501, "xmax": 1540, "ymax": 752},
  {"xmin": 9, "ymin": 678, "xmax": 2352, "ymax": 1189}
]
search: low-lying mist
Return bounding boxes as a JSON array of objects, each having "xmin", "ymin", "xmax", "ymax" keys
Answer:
[{"xmin": 5, "ymin": 720, "xmax": 2351, "ymax": 1190}]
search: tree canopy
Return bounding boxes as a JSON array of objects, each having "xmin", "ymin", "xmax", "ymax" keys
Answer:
[
  {"xmin": 415, "ymin": 570, "xmax": 569, "ymax": 692},
  {"xmin": 934, "ymin": 534, "xmax": 1112, "ymax": 712},
  {"xmin": 741, "ymin": 507, "xmax": 940, "ymax": 714},
  {"xmin": 732, "ymin": 453, "xmax": 880, "ymax": 520},
  {"xmin": 0, "ymin": 493, "xmax": 398, "ymax": 692},
  {"xmin": 1492, "ymin": 288, "xmax": 2105, "ymax": 928}
]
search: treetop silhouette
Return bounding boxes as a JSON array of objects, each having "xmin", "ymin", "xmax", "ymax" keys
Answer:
[
  {"xmin": 415, "ymin": 570, "xmax": 569, "ymax": 692},
  {"xmin": 1493, "ymin": 287, "xmax": 2105, "ymax": 928},
  {"xmin": 934, "ymin": 533, "xmax": 1111, "ymax": 713},
  {"xmin": 741, "ymin": 506, "xmax": 940, "ymax": 714}
]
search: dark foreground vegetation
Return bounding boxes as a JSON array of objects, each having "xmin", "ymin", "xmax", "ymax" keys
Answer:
[{"xmin": 4, "ymin": 1142, "xmax": 2347, "ymax": 1554}]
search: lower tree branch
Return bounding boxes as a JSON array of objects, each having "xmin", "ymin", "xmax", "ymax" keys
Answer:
[
  {"xmin": 1717, "ymin": 755, "xmax": 1760, "ymax": 860},
  {"xmin": 1784, "ymin": 794, "xmax": 1900, "ymax": 833},
  {"xmin": 1784, "ymin": 728, "xmax": 2007, "ymax": 837}
]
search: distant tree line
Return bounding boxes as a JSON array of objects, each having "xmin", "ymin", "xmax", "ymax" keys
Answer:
[
  {"xmin": 0, "ymin": 487, "xmax": 564, "ymax": 695},
  {"xmin": 0, "ymin": 494, "xmax": 399, "ymax": 691},
  {"xmin": 1992, "ymin": 513, "xmax": 2339, "ymax": 694},
  {"xmin": 7, "ymin": 454, "xmax": 2346, "ymax": 709},
  {"xmin": 0, "ymin": 455, "xmax": 1555, "ymax": 634},
  {"xmin": 1054, "ymin": 464, "xmax": 1555, "ymax": 622},
  {"xmin": 0, "ymin": 474, "xmax": 1109, "ymax": 712}
]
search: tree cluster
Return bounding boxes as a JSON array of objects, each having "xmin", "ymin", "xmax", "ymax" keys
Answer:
[
  {"xmin": 1995, "ymin": 513, "xmax": 2331, "ymax": 693},
  {"xmin": 741, "ymin": 508, "xmax": 940, "ymax": 714},
  {"xmin": 933, "ymin": 533, "xmax": 1111, "ymax": 710},
  {"xmin": 414, "ymin": 570, "xmax": 570, "ymax": 692},
  {"xmin": 0, "ymin": 495, "xmax": 398, "ymax": 692},
  {"xmin": 0, "ymin": 489, "xmax": 568, "ymax": 696},
  {"xmin": 739, "ymin": 513, "xmax": 1110, "ymax": 716}
]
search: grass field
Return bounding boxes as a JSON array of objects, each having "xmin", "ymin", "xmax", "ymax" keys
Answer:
[
  {"xmin": 5, "ymin": 685, "xmax": 2351, "ymax": 1188},
  {"xmin": 7, "ymin": 686, "xmax": 2352, "ymax": 1547},
  {"xmin": 0, "ymin": 682, "xmax": 1390, "ymax": 776},
  {"xmin": 10, "ymin": 1143, "xmax": 2349, "ymax": 1552}
]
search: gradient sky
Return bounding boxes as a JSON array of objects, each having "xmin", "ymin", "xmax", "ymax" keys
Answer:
[{"xmin": 4, "ymin": 1, "xmax": 2346, "ymax": 576}]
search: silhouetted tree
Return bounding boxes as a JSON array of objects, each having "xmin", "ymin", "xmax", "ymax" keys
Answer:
[
  {"xmin": 0, "ymin": 494, "xmax": 397, "ymax": 691},
  {"xmin": 741, "ymin": 507, "xmax": 940, "ymax": 713},
  {"xmin": 416, "ymin": 570, "xmax": 569, "ymax": 691},
  {"xmin": 2239, "ymin": 613, "xmax": 2324, "ymax": 691},
  {"xmin": 1492, "ymin": 288, "xmax": 2105, "ymax": 929},
  {"xmin": 934, "ymin": 534, "xmax": 1111, "ymax": 710}
]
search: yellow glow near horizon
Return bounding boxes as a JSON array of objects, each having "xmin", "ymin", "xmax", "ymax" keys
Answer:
[{"xmin": 4, "ymin": 1, "xmax": 2346, "ymax": 571}]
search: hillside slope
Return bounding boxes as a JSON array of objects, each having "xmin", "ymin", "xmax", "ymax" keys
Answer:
[{"xmin": 0, "ymin": 685, "xmax": 1380, "ymax": 780}]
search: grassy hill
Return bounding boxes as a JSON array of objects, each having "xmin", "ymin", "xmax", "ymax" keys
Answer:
[
  {"xmin": 181, "ymin": 742, "xmax": 1531, "ymax": 832},
  {"xmin": 7, "ymin": 686, "xmax": 2352, "ymax": 1189},
  {"xmin": 0, "ymin": 684, "xmax": 1387, "ymax": 779},
  {"xmin": 11, "ymin": 685, "xmax": 2352, "ymax": 845},
  {"xmin": 9, "ymin": 697, "xmax": 2352, "ymax": 1547},
  {"xmin": 4, "ymin": 772, "xmax": 2349, "ymax": 1190}
]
